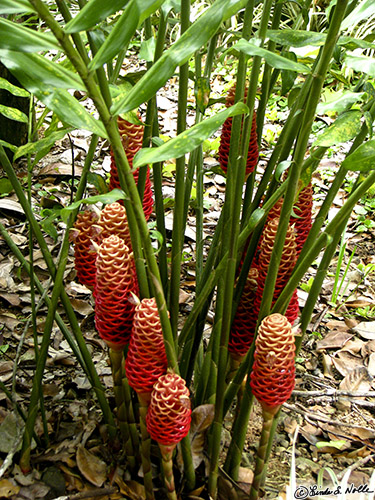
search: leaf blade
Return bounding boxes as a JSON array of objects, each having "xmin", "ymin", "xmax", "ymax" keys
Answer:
[
  {"xmin": 89, "ymin": 0, "xmax": 164, "ymax": 71},
  {"xmin": 0, "ymin": 18, "xmax": 59, "ymax": 52},
  {"xmin": 133, "ymin": 102, "xmax": 248, "ymax": 167},
  {"xmin": 110, "ymin": 0, "xmax": 247, "ymax": 115},
  {"xmin": 235, "ymin": 38, "xmax": 310, "ymax": 73},
  {"xmin": 65, "ymin": 0, "xmax": 131, "ymax": 33},
  {"xmin": 313, "ymin": 111, "xmax": 362, "ymax": 147},
  {"xmin": 342, "ymin": 139, "xmax": 375, "ymax": 172}
]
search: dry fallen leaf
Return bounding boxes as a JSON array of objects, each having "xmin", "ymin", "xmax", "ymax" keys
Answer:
[
  {"xmin": 0, "ymin": 479, "xmax": 20, "ymax": 498},
  {"xmin": 189, "ymin": 404, "xmax": 215, "ymax": 469},
  {"xmin": 353, "ymin": 321, "xmax": 375, "ymax": 340},
  {"xmin": 331, "ymin": 351, "xmax": 364, "ymax": 377},
  {"xmin": 367, "ymin": 352, "xmax": 375, "ymax": 377},
  {"xmin": 316, "ymin": 331, "xmax": 353, "ymax": 352},
  {"xmin": 76, "ymin": 444, "xmax": 107, "ymax": 487}
]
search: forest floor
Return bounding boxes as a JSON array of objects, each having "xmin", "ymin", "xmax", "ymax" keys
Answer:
[{"xmin": 1, "ymin": 74, "xmax": 375, "ymax": 500}]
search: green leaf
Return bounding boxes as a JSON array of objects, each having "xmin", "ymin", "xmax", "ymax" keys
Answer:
[
  {"xmin": 13, "ymin": 128, "xmax": 73, "ymax": 162},
  {"xmin": 89, "ymin": 0, "xmax": 165, "ymax": 70},
  {"xmin": 111, "ymin": 0, "xmax": 247, "ymax": 115},
  {"xmin": 313, "ymin": 111, "xmax": 362, "ymax": 147},
  {"xmin": 195, "ymin": 77, "xmax": 211, "ymax": 114},
  {"xmin": 161, "ymin": 0, "xmax": 180, "ymax": 16},
  {"xmin": 33, "ymin": 88, "xmax": 107, "ymax": 138},
  {"xmin": 317, "ymin": 91, "xmax": 366, "ymax": 114},
  {"xmin": 338, "ymin": 36, "xmax": 375, "ymax": 51},
  {"xmin": 0, "ymin": 103, "xmax": 28, "ymax": 123},
  {"xmin": 0, "ymin": 50, "xmax": 85, "ymax": 92},
  {"xmin": 133, "ymin": 102, "xmax": 248, "ymax": 167},
  {"xmin": 235, "ymin": 38, "xmax": 310, "ymax": 73},
  {"xmin": 0, "ymin": 0, "xmax": 34, "ymax": 14},
  {"xmin": 0, "ymin": 140, "xmax": 17, "ymax": 152},
  {"xmin": 266, "ymin": 29, "xmax": 326, "ymax": 48},
  {"xmin": 87, "ymin": 172, "xmax": 109, "ymax": 194},
  {"xmin": 0, "ymin": 18, "xmax": 59, "ymax": 52},
  {"xmin": 342, "ymin": 139, "xmax": 375, "ymax": 172},
  {"xmin": 345, "ymin": 53, "xmax": 375, "ymax": 77},
  {"xmin": 341, "ymin": 0, "xmax": 375, "ymax": 31},
  {"xmin": 0, "ymin": 77, "xmax": 29, "ymax": 97},
  {"xmin": 0, "ymin": 178, "xmax": 13, "ymax": 196},
  {"xmin": 315, "ymin": 440, "xmax": 347, "ymax": 450},
  {"xmin": 139, "ymin": 37, "xmax": 156, "ymax": 62},
  {"xmin": 65, "ymin": 0, "xmax": 130, "ymax": 33},
  {"xmin": 60, "ymin": 189, "xmax": 127, "ymax": 222}
]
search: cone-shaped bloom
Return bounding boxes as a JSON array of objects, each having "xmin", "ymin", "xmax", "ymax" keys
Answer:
[
  {"xmin": 250, "ymin": 313, "xmax": 295, "ymax": 411},
  {"xmin": 146, "ymin": 372, "xmax": 191, "ymax": 446},
  {"xmin": 71, "ymin": 210, "xmax": 99, "ymax": 289},
  {"xmin": 228, "ymin": 268, "xmax": 258, "ymax": 357},
  {"xmin": 109, "ymin": 116, "xmax": 153, "ymax": 220},
  {"xmin": 125, "ymin": 298, "xmax": 168, "ymax": 395},
  {"xmin": 291, "ymin": 183, "xmax": 313, "ymax": 256},
  {"xmin": 219, "ymin": 84, "xmax": 259, "ymax": 176},
  {"xmin": 98, "ymin": 202, "xmax": 132, "ymax": 249},
  {"xmin": 95, "ymin": 235, "xmax": 138, "ymax": 349}
]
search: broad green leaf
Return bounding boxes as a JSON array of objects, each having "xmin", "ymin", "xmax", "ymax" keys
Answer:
[
  {"xmin": 341, "ymin": 0, "xmax": 375, "ymax": 30},
  {"xmin": 317, "ymin": 91, "xmax": 365, "ymax": 114},
  {"xmin": 161, "ymin": 0, "xmax": 180, "ymax": 16},
  {"xmin": 33, "ymin": 88, "xmax": 107, "ymax": 138},
  {"xmin": 0, "ymin": 178, "xmax": 13, "ymax": 195},
  {"xmin": 0, "ymin": 103, "xmax": 28, "ymax": 123},
  {"xmin": 139, "ymin": 37, "xmax": 157, "ymax": 62},
  {"xmin": 338, "ymin": 36, "xmax": 375, "ymax": 51},
  {"xmin": 89, "ymin": 0, "xmax": 165, "ymax": 70},
  {"xmin": 0, "ymin": 50, "xmax": 84, "ymax": 91},
  {"xmin": 0, "ymin": 77, "xmax": 29, "ymax": 97},
  {"xmin": 65, "ymin": 0, "xmax": 130, "ymax": 33},
  {"xmin": 235, "ymin": 39, "xmax": 310, "ymax": 73},
  {"xmin": 313, "ymin": 111, "xmax": 362, "ymax": 147},
  {"xmin": 0, "ymin": 18, "xmax": 59, "ymax": 52},
  {"xmin": 0, "ymin": 140, "xmax": 17, "ymax": 152},
  {"xmin": 345, "ymin": 53, "xmax": 375, "ymax": 78},
  {"xmin": 133, "ymin": 102, "xmax": 248, "ymax": 167},
  {"xmin": 0, "ymin": 0, "xmax": 34, "ymax": 14},
  {"xmin": 342, "ymin": 139, "xmax": 375, "ymax": 172},
  {"xmin": 60, "ymin": 189, "xmax": 126, "ymax": 222},
  {"xmin": 13, "ymin": 128, "xmax": 73, "ymax": 162},
  {"xmin": 111, "ymin": 0, "xmax": 247, "ymax": 115},
  {"xmin": 267, "ymin": 29, "xmax": 326, "ymax": 48}
]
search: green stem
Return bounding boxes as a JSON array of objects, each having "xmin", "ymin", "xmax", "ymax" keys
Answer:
[
  {"xmin": 224, "ymin": 388, "xmax": 254, "ymax": 479},
  {"xmin": 249, "ymin": 406, "xmax": 279, "ymax": 500},
  {"xmin": 121, "ymin": 369, "xmax": 140, "ymax": 458},
  {"xmin": 208, "ymin": 3, "xmax": 268, "ymax": 497},
  {"xmin": 168, "ymin": 0, "xmax": 191, "ymax": 337},
  {"xmin": 159, "ymin": 444, "xmax": 178, "ymax": 500},
  {"xmin": 109, "ymin": 348, "xmax": 135, "ymax": 471},
  {"xmin": 138, "ymin": 394, "xmax": 155, "ymax": 500}
]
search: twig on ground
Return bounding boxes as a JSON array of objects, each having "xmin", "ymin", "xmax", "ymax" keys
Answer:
[
  {"xmin": 293, "ymin": 389, "xmax": 375, "ymax": 398},
  {"xmin": 52, "ymin": 486, "xmax": 118, "ymax": 500}
]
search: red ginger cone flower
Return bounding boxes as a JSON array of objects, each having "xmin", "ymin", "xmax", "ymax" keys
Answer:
[
  {"xmin": 228, "ymin": 267, "xmax": 259, "ymax": 359},
  {"xmin": 71, "ymin": 209, "xmax": 99, "ymax": 289},
  {"xmin": 219, "ymin": 84, "xmax": 259, "ymax": 176},
  {"xmin": 146, "ymin": 372, "xmax": 191, "ymax": 446},
  {"xmin": 125, "ymin": 297, "xmax": 168, "ymax": 398},
  {"xmin": 291, "ymin": 183, "xmax": 313, "ymax": 256},
  {"xmin": 109, "ymin": 115, "xmax": 154, "ymax": 220},
  {"xmin": 98, "ymin": 202, "xmax": 132, "ymax": 249},
  {"xmin": 94, "ymin": 235, "xmax": 138, "ymax": 350},
  {"xmin": 250, "ymin": 313, "xmax": 295, "ymax": 412},
  {"xmin": 246, "ymin": 217, "xmax": 299, "ymax": 338}
]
